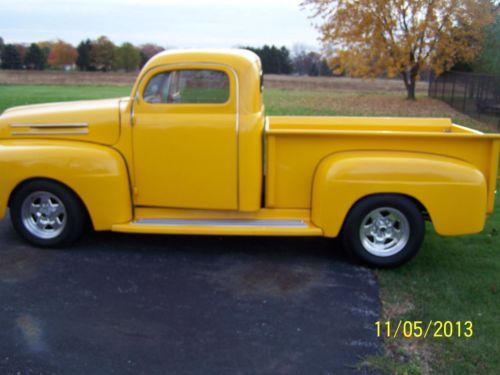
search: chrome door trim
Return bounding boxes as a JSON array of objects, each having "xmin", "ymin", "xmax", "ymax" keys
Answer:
[
  {"xmin": 134, "ymin": 218, "xmax": 307, "ymax": 227},
  {"xmin": 10, "ymin": 123, "xmax": 88, "ymax": 128}
]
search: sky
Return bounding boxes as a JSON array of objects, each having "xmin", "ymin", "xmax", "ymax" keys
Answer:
[{"xmin": 0, "ymin": 0, "xmax": 321, "ymax": 51}]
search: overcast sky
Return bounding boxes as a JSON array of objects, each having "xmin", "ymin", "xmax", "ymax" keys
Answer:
[{"xmin": 0, "ymin": 0, "xmax": 321, "ymax": 50}]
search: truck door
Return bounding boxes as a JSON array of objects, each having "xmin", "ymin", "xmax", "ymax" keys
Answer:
[{"xmin": 132, "ymin": 64, "xmax": 238, "ymax": 210}]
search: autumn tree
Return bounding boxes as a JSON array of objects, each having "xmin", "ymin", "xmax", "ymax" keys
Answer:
[
  {"xmin": 91, "ymin": 36, "xmax": 116, "ymax": 72},
  {"xmin": 48, "ymin": 40, "xmax": 77, "ymax": 69},
  {"xmin": 303, "ymin": 0, "xmax": 496, "ymax": 100},
  {"xmin": 139, "ymin": 43, "xmax": 165, "ymax": 67},
  {"xmin": 116, "ymin": 42, "xmax": 141, "ymax": 71}
]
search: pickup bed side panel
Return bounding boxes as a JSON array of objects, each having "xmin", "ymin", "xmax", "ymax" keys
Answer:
[
  {"xmin": 312, "ymin": 152, "xmax": 487, "ymax": 237},
  {"xmin": 0, "ymin": 140, "xmax": 132, "ymax": 230}
]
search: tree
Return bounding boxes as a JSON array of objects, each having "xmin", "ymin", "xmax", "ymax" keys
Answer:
[
  {"xmin": 475, "ymin": 13, "xmax": 500, "ymax": 75},
  {"xmin": 14, "ymin": 44, "xmax": 27, "ymax": 66},
  {"xmin": 48, "ymin": 40, "xmax": 77, "ymax": 69},
  {"xmin": 37, "ymin": 41, "xmax": 53, "ymax": 69},
  {"xmin": 291, "ymin": 46, "xmax": 333, "ymax": 76},
  {"xmin": 116, "ymin": 42, "xmax": 141, "ymax": 71},
  {"xmin": 139, "ymin": 43, "xmax": 165, "ymax": 67},
  {"xmin": 0, "ymin": 37, "xmax": 4, "ymax": 67},
  {"xmin": 90, "ymin": 36, "xmax": 116, "ymax": 71},
  {"xmin": 1, "ymin": 44, "xmax": 22, "ymax": 69},
  {"xmin": 24, "ymin": 43, "xmax": 46, "ymax": 70},
  {"xmin": 244, "ymin": 45, "xmax": 292, "ymax": 74},
  {"xmin": 303, "ymin": 0, "xmax": 496, "ymax": 100},
  {"xmin": 76, "ymin": 39, "xmax": 93, "ymax": 71}
]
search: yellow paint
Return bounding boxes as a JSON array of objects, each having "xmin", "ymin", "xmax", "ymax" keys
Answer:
[
  {"xmin": 0, "ymin": 49, "xmax": 499, "ymax": 239},
  {"xmin": 132, "ymin": 63, "xmax": 238, "ymax": 210},
  {"xmin": 130, "ymin": 50, "xmax": 264, "ymax": 211},
  {"xmin": 134, "ymin": 207, "xmax": 312, "ymax": 220},
  {"xmin": 0, "ymin": 140, "xmax": 131, "ymax": 230},
  {"xmin": 112, "ymin": 208, "xmax": 322, "ymax": 236},
  {"xmin": 266, "ymin": 117, "xmax": 499, "ymax": 236},
  {"xmin": 0, "ymin": 98, "xmax": 124, "ymax": 145},
  {"xmin": 312, "ymin": 151, "xmax": 487, "ymax": 236},
  {"xmin": 112, "ymin": 223, "xmax": 321, "ymax": 236}
]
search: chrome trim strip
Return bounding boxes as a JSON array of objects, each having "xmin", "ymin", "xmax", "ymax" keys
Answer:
[
  {"xmin": 134, "ymin": 218, "xmax": 307, "ymax": 227},
  {"xmin": 11, "ymin": 130, "xmax": 89, "ymax": 136},
  {"xmin": 10, "ymin": 123, "xmax": 88, "ymax": 128}
]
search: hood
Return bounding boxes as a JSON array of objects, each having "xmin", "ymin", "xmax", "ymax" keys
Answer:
[{"xmin": 0, "ymin": 98, "xmax": 129, "ymax": 146}]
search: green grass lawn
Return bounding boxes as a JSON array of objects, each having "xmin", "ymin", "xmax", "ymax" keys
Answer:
[
  {"xmin": 1, "ymin": 84, "xmax": 499, "ymax": 374},
  {"xmin": 0, "ymin": 85, "xmax": 131, "ymax": 113}
]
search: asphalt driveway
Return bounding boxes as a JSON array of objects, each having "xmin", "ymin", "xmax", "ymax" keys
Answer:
[{"xmin": 0, "ymin": 213, "xmax": 381, "ymax": 374}]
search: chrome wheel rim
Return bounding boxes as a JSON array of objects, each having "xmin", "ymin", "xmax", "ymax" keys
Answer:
[
  {"xmin": 359, "ymin": 207, "xmax": 409, "ymax": 257},
  {"xmin": 21, "ymin": 191, "xmax": 67, "ymax": 239}
]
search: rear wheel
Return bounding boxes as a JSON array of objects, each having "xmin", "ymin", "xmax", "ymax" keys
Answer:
[
  {"xmin": 340, "ymin": 194, "xmax": 425, "ymax": 268},
  {"xmin": 10, "ymin": 180, "xmax": 86, "ymax": 248}
]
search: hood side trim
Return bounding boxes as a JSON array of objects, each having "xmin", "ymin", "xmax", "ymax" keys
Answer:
[{"xmin": 10, "ymin": 123, "xmax": 88, "ymax": 129}]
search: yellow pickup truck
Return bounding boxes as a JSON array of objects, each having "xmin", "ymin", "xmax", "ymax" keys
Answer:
[{"xmin": 1, "ymin": 50, "xmax": 499, "ymax": 267}]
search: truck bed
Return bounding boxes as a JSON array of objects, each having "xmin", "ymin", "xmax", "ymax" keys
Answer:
[{"xmin": 265, "ymin": 116, "xmax": 500, "ymax": 212}]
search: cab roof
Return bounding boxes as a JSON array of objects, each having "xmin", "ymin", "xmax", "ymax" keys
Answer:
[
  {"xmin": 134, "ymin": 49, "xmax": 263, "ymax": 113},
  {"xmin": 144, "ymin": 49, "xmax": 261, "ymax": 72}
]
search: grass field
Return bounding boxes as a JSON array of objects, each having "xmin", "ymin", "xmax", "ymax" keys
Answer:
[
  {"xmin": 1, "ymin": 84, "xmax": 499, "ymax": 374},
  {"xmin": 0, "ymin": 85, "xmax": 130, "ymax": 113},
  {"xmin": 0, "ymin": 69, "xmax": 428, "ymax": 92}
]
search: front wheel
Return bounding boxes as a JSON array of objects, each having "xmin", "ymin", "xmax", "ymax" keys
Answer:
[
  {"xmin": 10, "ymin": 180, "xmax": 87, "ymax": 248},
  {"xmin": 340, "ymin": 195, "xmax": 425, "ymax": 268}
]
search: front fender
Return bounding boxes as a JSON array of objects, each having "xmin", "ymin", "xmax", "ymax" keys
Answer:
[
  {"xmin": 312, "ymin": 151, "xmax": 487, "ymax": 237},
  {"xmin": 0, "ymin": 140, "xmax": 132, "ymax": 230}
]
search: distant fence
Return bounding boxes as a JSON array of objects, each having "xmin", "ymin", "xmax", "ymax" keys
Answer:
[{"xmin": 429, "ymin": 71, "xmax": 500, "ymax": 128}]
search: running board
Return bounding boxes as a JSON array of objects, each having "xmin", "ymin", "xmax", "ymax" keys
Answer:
[{"xmin": 112, "ymin": 218, "xmax": 323, "ymax": 236}]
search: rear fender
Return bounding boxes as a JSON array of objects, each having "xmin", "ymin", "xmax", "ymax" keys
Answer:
[
  {"xmin": 0, "ymin": 140, "xmax": 132, "ymax": 230},
  {"xmin": 312, "ymin": 151, "xmax": 487, "ymax": 237}
]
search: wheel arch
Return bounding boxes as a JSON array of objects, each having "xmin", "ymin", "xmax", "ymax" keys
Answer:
[
  {"xmin": 311, "ymin": 151, "xmax": 487, "ymax": 237},
  {"xmin": 0, "ymin": 141, "xmax": 133, "ymax": 230},
  {"xmin": 336, "ymin": 192, "xmax": 428, "ymax": 236},
  {"xmin": 8, "ymin": 177, "xmax": 92, "ymax": 227}
]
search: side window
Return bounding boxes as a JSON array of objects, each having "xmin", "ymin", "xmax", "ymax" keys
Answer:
[
  {"xmin": 143, "ymin": 73, "xmax": 171, "ymax": 104},
  {"xmin": 143, "ymin": 69, "xmax": 229, "ymax": 104}
]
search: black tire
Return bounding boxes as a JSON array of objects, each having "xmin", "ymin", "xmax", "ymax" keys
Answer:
[
  {"xmin": 10, "ymin": 179, "xmax": 87, "ymax": 248},
  {"xmin": 340, "ymin": 194, "xmax": 425, "ymax": 268}
]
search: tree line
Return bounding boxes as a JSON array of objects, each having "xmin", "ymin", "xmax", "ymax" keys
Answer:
[
  {"xmin": 0, "ymin": 36, "xmax": 333, "ymax": 76},
  {"xmin": 0, "ymin": 36, "xmax": 164, "ymax": 72}
]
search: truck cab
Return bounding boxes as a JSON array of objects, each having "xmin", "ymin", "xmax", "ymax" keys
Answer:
[
  {"xmin": 1, "ymin": 49, "xmax": 499, "ymax": 267},
  {"xmin": 129, "ymin": 50, "xmax": 264, "ymax": 212}
]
